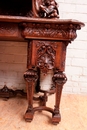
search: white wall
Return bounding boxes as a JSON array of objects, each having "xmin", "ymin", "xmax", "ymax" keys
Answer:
[
  {"xmin": 58, "ymin": 0, "xmax": 87, "ymax": 94},
  {"xmin": 0, "ymin": 41, "xmax": 27, "ymax": 90},
  {"xmin": 0, "ymin": 0, "xmax": 87, "ymax": 94}
]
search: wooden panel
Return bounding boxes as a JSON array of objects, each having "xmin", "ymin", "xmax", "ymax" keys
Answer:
[
  {"xmin": 55, "ymin": 42, "xmax": 67, "ymax": 71},
  {"xmin": 0, "ymin": 22, "xmax": 24, "ymax": 41}
]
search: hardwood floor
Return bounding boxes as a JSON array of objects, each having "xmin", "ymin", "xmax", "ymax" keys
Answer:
[{"xmin": 0, "ymin": 93, "xmax": 87, "ymax": 130}]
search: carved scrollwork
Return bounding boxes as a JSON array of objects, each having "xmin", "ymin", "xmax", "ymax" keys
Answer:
[
  {"xmin": 24, "ymin": 69, "xmax": 38, "ymax": 82},
  {"xmin": 39, "ymin": 0, "xmax": 59, "ymax": 18},
  {"xmin": 36, "ymin": 41, "xmax": 58, "ymax": 73},
  {"xmin": 32, "ymin": 0, "xmax": 59, "ymax": 18},
  {"xmin": 22, "ymin": 22, "xmax": 80, "ymax": 41}
]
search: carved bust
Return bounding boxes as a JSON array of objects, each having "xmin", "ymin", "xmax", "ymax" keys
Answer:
[
  {"xmin": 39, "ymin": 0, "xmax": 59, "ymax": 18},
  {"xmin": 33, "ymin": 0, "xmax": 59, "ymax": 18}
]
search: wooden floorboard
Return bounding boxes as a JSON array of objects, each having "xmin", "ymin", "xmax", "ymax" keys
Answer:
[{"xmin": 0, "ymin": 94, "xmax": 87, "ymax": 130}]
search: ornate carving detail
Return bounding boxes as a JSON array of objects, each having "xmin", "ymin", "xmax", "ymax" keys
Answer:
[
  {"xmin": 52, "ymin": 70, "xmax": 67, "ymax": 85},
  {"xmin": 32, "ymin": 0, "xmax": 59, "ymax": 18},
  {"xmin": 32, "ymin": 0, "xmax": 42, "ymax": 17},
  {"xmin": 24, "ymin": 69, "xmax": 38, "ymax": 82},
  {"xmin": 39, "ymin": 0, "xmax": 59, "ymax": 18},
  {"xmin": 0, "ymin": 85, "xmax": 26, "ymax": 98},
  {"xmin": 36, "ymin": 41, "xmax": 58, "ymax": 73},
  {"xmin": 22, "ymin": 22, "xmax": 80, "ymax": 41}
]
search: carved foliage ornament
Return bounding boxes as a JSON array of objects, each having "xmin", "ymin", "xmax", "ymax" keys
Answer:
[
  {"xmin": 22, "ymin": 22, "xmax": 80, "ymax": 41},
  {"xmin": 36, "ymin": 41, "xmax": 58, "ymax": 73}
]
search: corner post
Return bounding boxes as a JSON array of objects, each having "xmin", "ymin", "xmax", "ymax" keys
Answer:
[
  {"xmin": 52, "ymin": 69, "xmax": 67, "ymax": 124},
  {"xmin": 24, "ymin": 69, "xmax": 38, "ymax": 122}
]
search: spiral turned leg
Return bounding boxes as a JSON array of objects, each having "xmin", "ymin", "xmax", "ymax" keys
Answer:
[{"xmin": 52, "ymin": 69, "xmax": 67, "ymax": 125}]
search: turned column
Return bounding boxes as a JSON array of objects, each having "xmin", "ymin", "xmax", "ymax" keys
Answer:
[
  {"xmin": 52, "ymin": 69, "xmax": 67, "ymax": 124},
  {"xmin": 24, "ymin": 69, "xmax": 38, "ymax": 121}
]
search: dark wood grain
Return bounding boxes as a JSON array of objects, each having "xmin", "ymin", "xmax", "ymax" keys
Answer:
[{"xmin": 0, "ymin": 0, "xmax": 84, "ymax": 125}]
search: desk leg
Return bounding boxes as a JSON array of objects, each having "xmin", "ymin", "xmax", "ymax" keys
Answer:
[
  {"xmin": 52, "ymin": 70, "xmax": 67, "ymax": 124},
  {"xmin": 24, "ymin": 69, "xmax": 38, "ymax": 122}
]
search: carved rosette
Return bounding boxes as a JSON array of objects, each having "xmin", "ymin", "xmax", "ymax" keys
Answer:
[
  {"xmin": 36, "ymin": 41, "xmax": 58, "ymax": 73},
  {"xmin": 24, "ymin": 69, "xmax": 38, "ymax": 82}
]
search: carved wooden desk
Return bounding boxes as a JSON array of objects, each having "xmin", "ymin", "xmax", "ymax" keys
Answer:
[{"xmin": 0, "ymin": 16, "xmax": 84, "ymax": 124}]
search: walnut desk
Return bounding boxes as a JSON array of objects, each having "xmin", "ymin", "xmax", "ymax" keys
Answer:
[{"xmin": 0, "ymin": 16, "xmax": 84, "ymax": 124}]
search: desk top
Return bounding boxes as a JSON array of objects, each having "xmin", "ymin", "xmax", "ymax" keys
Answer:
[
  {"xmin": 0, "ymin": 15, "xmax": 85, "ymax": 41},
  {"xmin": 0, "ymin": 15, "xmax": 85, "ymax": 27}
]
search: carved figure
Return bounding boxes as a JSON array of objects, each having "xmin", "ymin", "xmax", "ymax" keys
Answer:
[{"xmin": 39, "ymin": 0, "xmax": 59, "ymax": 18}]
